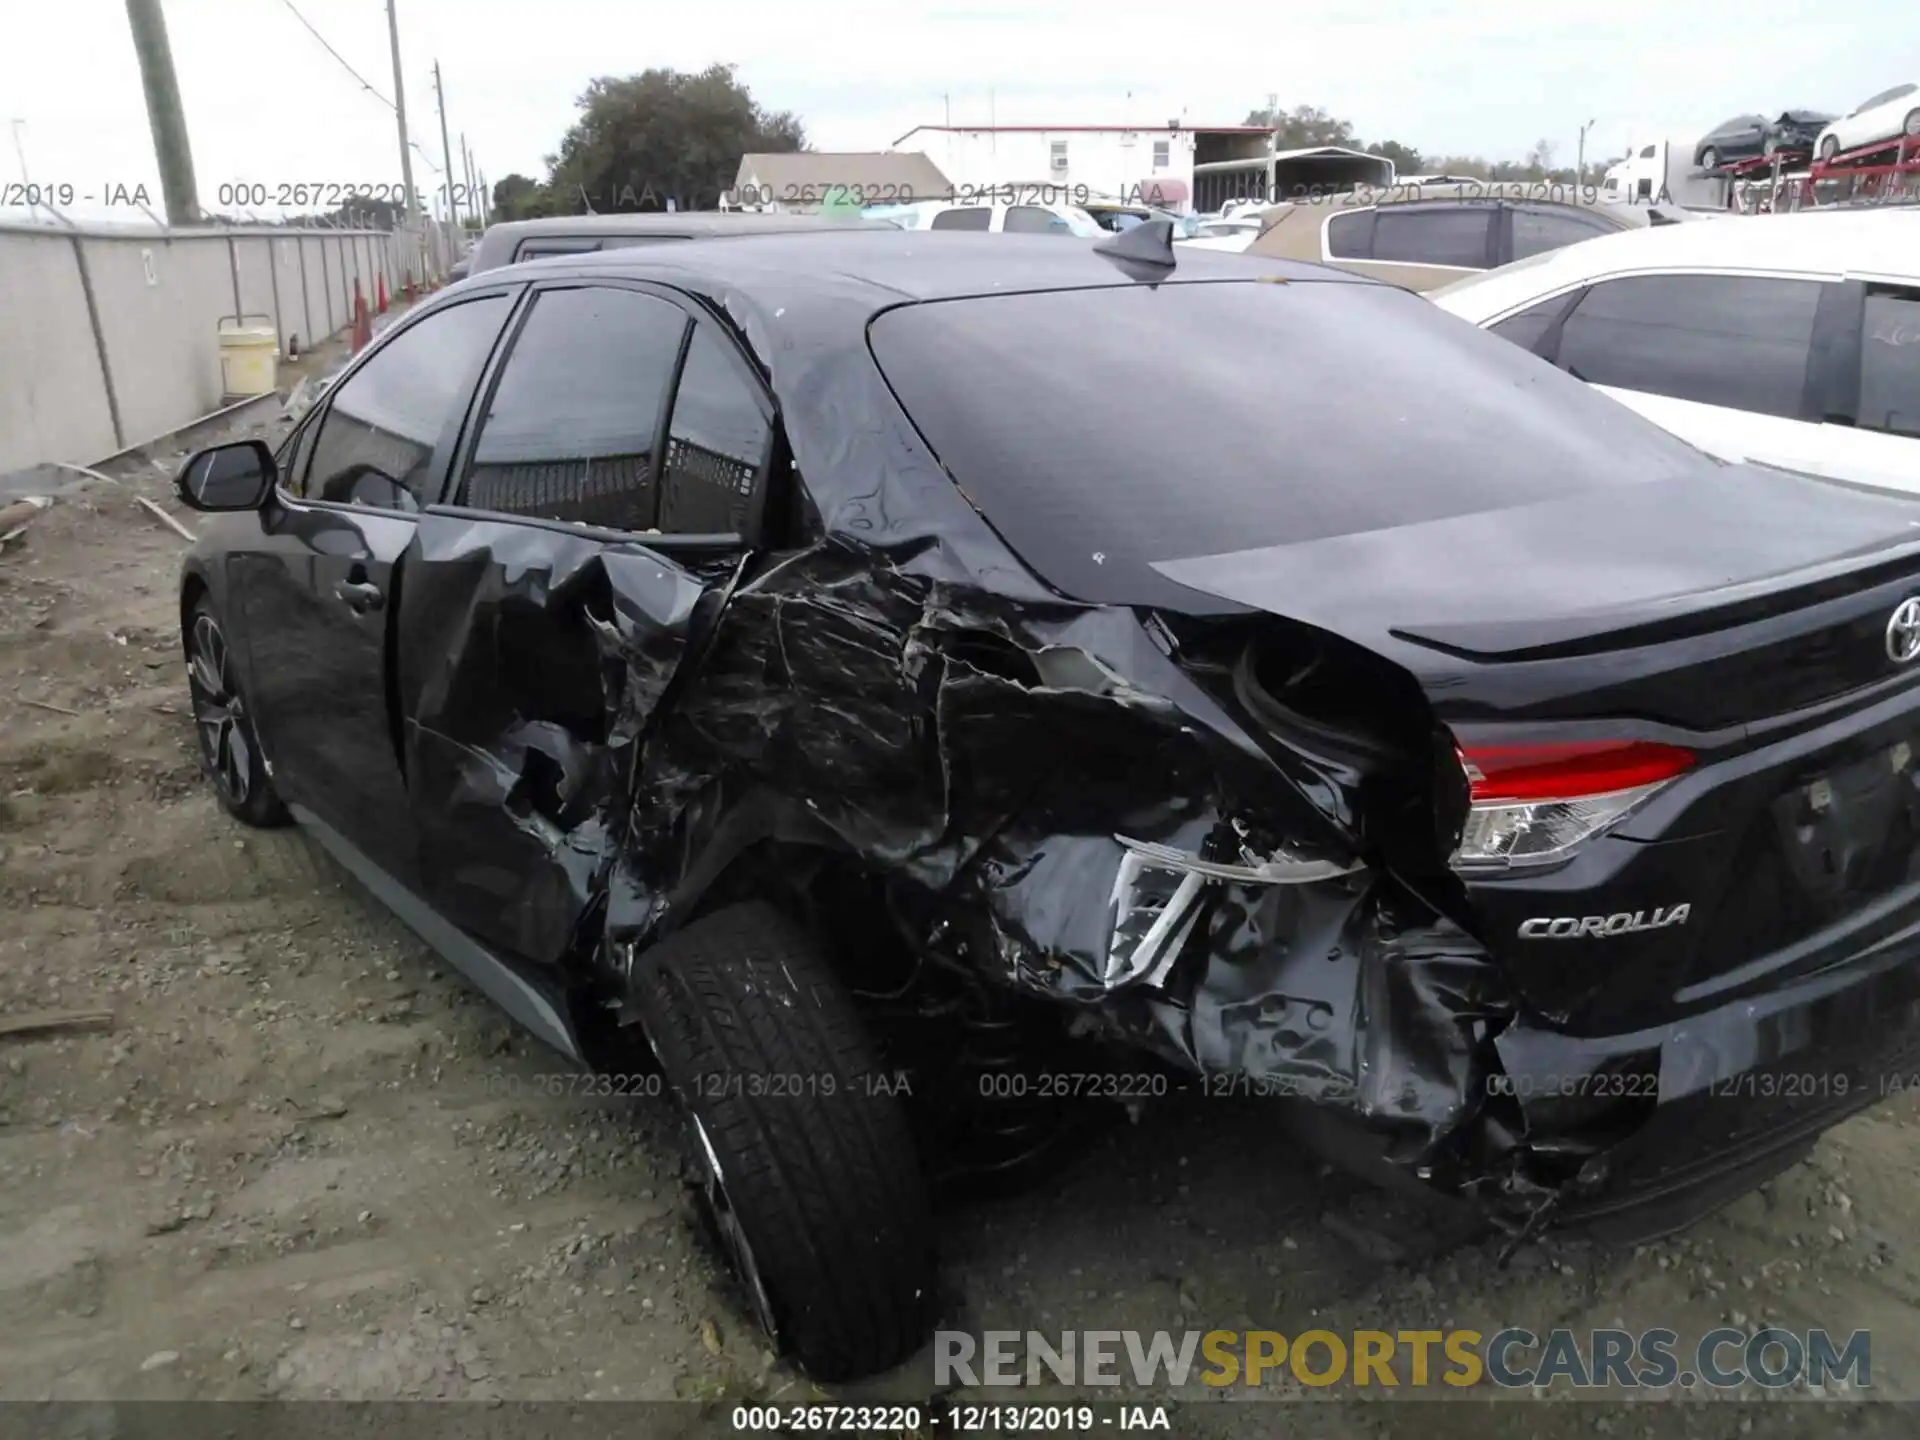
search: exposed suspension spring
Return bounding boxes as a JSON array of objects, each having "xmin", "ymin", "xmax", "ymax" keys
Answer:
[{"xmin": 943, "ymin": 992, "xmax": 1072, "ymax": 1184}]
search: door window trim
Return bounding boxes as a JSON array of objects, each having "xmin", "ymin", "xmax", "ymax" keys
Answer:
[
  {"xmin": 434, "ymin": 275, "xmax": 781, "ymax": 551},
  {"xmin": 1494, "ymin": 202, "xmax": 1629, "ymax": 266},
  {"xmin": 274, "ymin": 283, "xmax": 525, "ymax": 517},
  {"xmin": 1534, "ymin": 268, "xmax": 1837, "ymax": 423},
  {"xmin": 1478, "ymin": 265, "xmax": 1842, "ymax": 331},
  {"xmin": 1318, "ymin": 203, "xmax": 1493, "ymax": 273}
]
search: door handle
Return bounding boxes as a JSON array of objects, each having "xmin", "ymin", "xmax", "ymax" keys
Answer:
[{"xmin": 334, "ymin": 578, "xmax": 385, "ymax": 613}]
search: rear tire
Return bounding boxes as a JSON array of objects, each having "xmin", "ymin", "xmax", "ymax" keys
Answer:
[
  {"xmin": 632, "ymin": 902, "xmax": 934, "ymax": 1380},
  {"xmin": 1820, "ymin": 135, "xmax": 1840, "ymax": 163},
  {"xmin": 185, "ymin": 597, "xmax": 288, "ymax": 829},
  {"xmin": 1904, "ymin": 109, "xmax": 1920, "ymax": 138},
  {"xmin": 1699, "ymin": 146, "xmax": 1719, "ymax": 170}
]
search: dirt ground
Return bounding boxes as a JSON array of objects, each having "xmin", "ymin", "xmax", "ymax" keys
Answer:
[{"xmin": 3, "ymin": 349, "xmax": 1918, "ymax": 1438}]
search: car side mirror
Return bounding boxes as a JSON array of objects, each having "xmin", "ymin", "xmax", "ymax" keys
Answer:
[{"xmin": 177, "ymin": 440, "xmax": 276, "ymax": 511}]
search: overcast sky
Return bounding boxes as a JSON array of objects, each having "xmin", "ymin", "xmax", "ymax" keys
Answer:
[{"xmin": 2, "ymin": 0, "xmax": 1915, "ymax": 221}]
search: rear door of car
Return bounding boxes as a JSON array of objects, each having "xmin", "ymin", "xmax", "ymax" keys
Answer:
[
  {"xmin": 237, "ymin": 283, "xmax": 522, "ymax": 887},
  {"xmin": 394, "ymin": 277, "xmax": 775, "ymax": 969}
]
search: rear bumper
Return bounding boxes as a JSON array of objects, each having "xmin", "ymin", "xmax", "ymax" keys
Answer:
[{"xmin": 1494, "ymin": 902, "xmax": 1920, "ymax": 1239}]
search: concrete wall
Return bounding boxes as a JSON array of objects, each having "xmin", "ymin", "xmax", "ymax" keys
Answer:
[
  {"xmin": 0, "ymin": 219, "xmax": 457, "ymax": 474},
  {"xmin": 0, "ymin": 232, "xmax": 115, "ymax": 469}
]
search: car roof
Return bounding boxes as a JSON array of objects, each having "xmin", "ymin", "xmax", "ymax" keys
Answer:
[
  {"xmin": 468, "ymin": 211, "xmax": 899, "ymax": 272},
  {"xmin": 1431, "ymin": 207, "xmax": 1919, "ymax": 315},
  {"xmin": 492, "ymin": 228, "xmax": 1363, "ymax": 306},
  {"xmin": 481, "ymin": 211, "xmax": 896, "ymax": 239},
  {"xmin": 1251, "ymin": 184, "xmax": 1685, "ymax": 237}
]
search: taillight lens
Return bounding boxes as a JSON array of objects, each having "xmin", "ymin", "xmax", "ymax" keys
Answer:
[{"xmin": 1452, "ymin": 740, "xmax": 1693, "ymax": 870}]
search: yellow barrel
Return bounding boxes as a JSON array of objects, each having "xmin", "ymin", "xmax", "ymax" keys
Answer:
[{"xmin": 218, "ymin": 316, "xmax": 280, "ymax": 397}]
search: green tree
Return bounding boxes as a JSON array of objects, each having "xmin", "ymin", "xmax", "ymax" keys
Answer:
[
  {"xmin": 491, "ymin": 172, "xmax": 553, "ymax": 221},
  {"xmin": 1366, "ymin": 138, "xmax": 1423, "ymax": 175},
  {"xmin": 545, "ymin": 64, "xmax": 805, "ymax": 212},
  {"xmin": 1241, "ymin": 103, "xmax": 1356, "ymax": 149}
]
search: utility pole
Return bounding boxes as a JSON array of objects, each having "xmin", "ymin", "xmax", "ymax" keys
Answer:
[
  {"xmin": 461, "ymin": 134, "xmax": 478, "ymax": 227},
  {"xmin": 432, "ymin": 61, "xmax": 457, "ymax": 232},
  {"xmin": 124, "ymin": 0, "xmax": 199, "ymax": 224},
  {"xmin": 1578, "ymin": 117, "xmax": 1597, "ymax": 186},
  {"xmin": 384, "ymin": 0, "xmax": 418, "ymax": 222}
]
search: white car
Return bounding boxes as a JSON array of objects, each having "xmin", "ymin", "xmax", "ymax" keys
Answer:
[
  {"xmin": 864, "ymin": 199, "xmax": 1105, "ymax": 237},
  {"xmin": 1429, "ymin": 210, "xmax": 1920, "ymax": 494},
  {"xmin": 1173, "ymin": 215, "xmax": 1267, "ymax": 253},
  {"xmin": 1814, "ymin": 81, "xmax": 1920, "ymax": 163}
]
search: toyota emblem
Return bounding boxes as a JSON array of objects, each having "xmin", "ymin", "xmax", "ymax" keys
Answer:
[{"xmin": 1888, "ymin": 598, "xmax": 1920, "ymax": 664}]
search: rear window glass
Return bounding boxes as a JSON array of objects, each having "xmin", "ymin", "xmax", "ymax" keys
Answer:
[{"xmin": 869, "ymin": 280, "xmax": 1713, "ymax": 608}]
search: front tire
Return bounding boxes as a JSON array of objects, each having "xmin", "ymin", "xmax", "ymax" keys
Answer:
[
  {"xmin": 1819, "ymin": 135, "xmax": 1840, "ymax": 163},
  {"xmin": 1904, "ymin": 109, "xmax": 1920, "ymax": 138},
  {"xmin": 1699, "ymin": 146, "xmax": 1719, "ymax": 170},
  {"xmin": 185, "ymin": 598, "xmax": 288, "ymax": 828},
  {"xmin": 632, "ymin": 902, "xmax": 934, "ymax": 1380}
]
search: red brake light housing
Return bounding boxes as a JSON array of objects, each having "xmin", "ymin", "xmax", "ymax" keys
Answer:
[{"xmin": 1454, "ymin": 739, "xmax": 1693, "ymax": 869}]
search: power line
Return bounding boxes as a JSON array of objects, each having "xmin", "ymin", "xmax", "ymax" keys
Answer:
[
  {"xmin": 275, "ymin": 0, "xmax": 440, "ymax": 173},
  {"xmin": 278, "ymin": 0, "xmax": 391, "ymax": 106}
]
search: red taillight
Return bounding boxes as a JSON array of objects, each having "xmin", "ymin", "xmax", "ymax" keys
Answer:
[{"xmin": 1460, "ymin": 740, "xmax": 1695, "ymax": 803}]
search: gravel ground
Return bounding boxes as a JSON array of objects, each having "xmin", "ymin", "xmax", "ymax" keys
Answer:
[{"xmin": 1, "ymin": 346, "xmax": 1915, "ymax": 1439}]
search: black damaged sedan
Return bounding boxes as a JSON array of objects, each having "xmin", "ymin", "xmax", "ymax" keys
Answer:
[{"xmin": 175, "ymin": 224, "xmax": 1920, "ymax": 1379}]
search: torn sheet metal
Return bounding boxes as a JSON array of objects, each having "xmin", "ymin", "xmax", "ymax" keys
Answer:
[{"xmin": 379, "ymin": 258, "xmax": 1551, "ymax": 1206}]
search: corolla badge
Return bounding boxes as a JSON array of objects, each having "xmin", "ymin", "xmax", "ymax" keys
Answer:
[
  {"xmin": 1887, "ymin": 598, "xmax": 1920, "ymax": 664},
  {"xmin": 1518, "ymin": 905, "xmax": 1690, "ymax": 939}
]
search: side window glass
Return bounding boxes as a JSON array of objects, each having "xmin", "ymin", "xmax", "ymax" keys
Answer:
[
  {"xmin": 458, "ymin": 287, "xmax": 690, "ymax": 530},
  {"xmin": 659, "ymin": 327, "xmax": 773, "ymax": 538},
  {"xmin": 930, "ymin": 206, "xmax": 992, "ymax": 231},
  {"xmin": 1005, "ymin": 205, "xmax": 1066, "ymax": 233},
  {"xmin": 516, "ymin": 241, "xmax": 601, "ymax": 261},
  {"xmin": 1556, "ymin": 274, "xmax": 1824, "ymax": 419},
  {"xmin": 1490, "ymin": 293, "xmax": 1581, "ymax": 354},
  {"xmin": 305, "ymin": 294, "xmax": 510, "ymax": 510},
  {"xmin": 1860, "ymin": 289, "xmax": 1920, "ymax": 438},
  {"xmin": 1371, "ymin": 207, "xmax": 1492, "ymax": 268},
  {"xmin": 1510, "ymin": 207, "xmax": 1615, "ymax": 260},
  {"xmin": 1324, "ymin": 209, "xmax": 1374, "ymax": 259}
]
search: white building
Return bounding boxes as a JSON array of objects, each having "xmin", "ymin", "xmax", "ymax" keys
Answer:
[{"xmin": 888, "ymin": 124, "xmax": 1282, "ymax": 210}]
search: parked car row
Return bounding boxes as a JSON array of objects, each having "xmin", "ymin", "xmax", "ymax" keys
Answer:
[
  {"xmin": 184, "ymin": 184, "xmax": 1920, "ymax": 1385},
  {"xmin": 1692, "ymin": 82, "xmax": 1920, "ymax": 170},
  {"xmin": 1693, "ymin": 110, "xmax": 1833, "ymax": 168}
]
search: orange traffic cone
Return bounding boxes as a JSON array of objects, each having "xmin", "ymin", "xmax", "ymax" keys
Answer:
[{"xmin": 376, "ymin": 275, "xmax": 388, "ymax": 313}]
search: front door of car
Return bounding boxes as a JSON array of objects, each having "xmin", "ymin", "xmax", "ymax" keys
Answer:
[
  {"xmin": 1488, "ymin": 270, "xmax": 1862, "ymax": 485},
  {"xmin": 237, "ymin": 289, "xmax": 519, "ymax": 886},
  {"xmin": 395, "ymin": 281, "xmax": 776, "ymax": 969}
]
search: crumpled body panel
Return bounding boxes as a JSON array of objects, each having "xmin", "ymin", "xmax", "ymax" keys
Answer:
[{"xmin": 391, "ymin": 267, "xmax": 1543, "ymax": 1211}]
